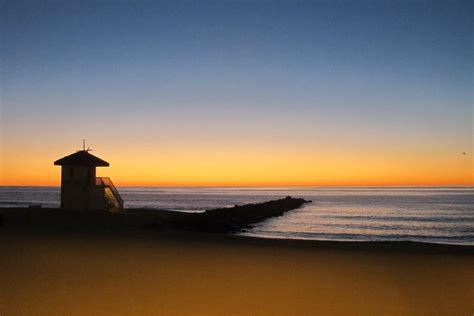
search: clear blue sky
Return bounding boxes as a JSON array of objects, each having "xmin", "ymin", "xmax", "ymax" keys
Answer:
[{"xmin": 1, "ymin": 0, "xmax": 472, "ymax": 185}]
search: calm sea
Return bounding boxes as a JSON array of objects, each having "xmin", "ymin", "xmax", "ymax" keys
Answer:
[{"xmin": 0, "ymin": 186, "xmax": 473, "ymax": 245}]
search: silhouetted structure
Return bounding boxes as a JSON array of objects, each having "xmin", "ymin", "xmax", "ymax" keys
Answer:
[
  {"xmin": 148, "ymin": 196, "xmax": 311, "ymax": 233},
  {"xmin": 54, "ymin": 150, "xmax": 123, "ymax": 211}
]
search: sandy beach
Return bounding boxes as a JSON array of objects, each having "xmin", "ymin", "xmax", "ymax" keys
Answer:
[{"xmin": 1, "ymin": 227, "xmax": 473, "ymax": 316}]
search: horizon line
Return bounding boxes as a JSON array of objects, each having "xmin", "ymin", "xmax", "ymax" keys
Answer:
[{"xmin": 1, "ymin": 184, "xmax": 473, "ymax": 188}]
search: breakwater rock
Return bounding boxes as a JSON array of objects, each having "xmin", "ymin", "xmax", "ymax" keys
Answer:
[{"xmin": 150, "ymin": 196, "xmax": 311, "ymax": 233}]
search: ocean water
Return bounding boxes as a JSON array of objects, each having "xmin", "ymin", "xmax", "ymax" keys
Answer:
[{"xmin": 0, "ymin": 186, "xmax": 473, "ymax": 245}]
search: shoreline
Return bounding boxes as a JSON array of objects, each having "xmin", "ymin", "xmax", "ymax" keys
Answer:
[
  {"xmin": 1, "ymin": 205, "xmax": 473, "ymax": 253},
  {"xmin": 2, "ymin": 224, "xmax": 473, "ymax": 255}
]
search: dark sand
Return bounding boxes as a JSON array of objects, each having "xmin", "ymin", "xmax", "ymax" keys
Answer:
[{"xmin": 1, "ymin": 227, "xmax": 473, "ymax": 316}]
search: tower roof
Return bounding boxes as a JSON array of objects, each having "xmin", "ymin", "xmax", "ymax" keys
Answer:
[{"xmin": 54, "ymin": 150, "xmax": 110, "ymax": 167}]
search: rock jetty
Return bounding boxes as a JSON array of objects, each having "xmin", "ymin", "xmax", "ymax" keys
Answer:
[{"xmin": 149, "ymin": 196, "xmax": 311, "ymax": 233}]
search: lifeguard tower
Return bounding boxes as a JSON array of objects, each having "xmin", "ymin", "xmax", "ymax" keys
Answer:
[{"xmin": 54, "ymin": 143, "xmax": 123, "ymax": 211}]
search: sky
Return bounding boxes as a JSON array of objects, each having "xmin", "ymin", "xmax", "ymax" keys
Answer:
[{"xmin": 1, "ymin": 0, "xmax": 472, "ymax": 186}]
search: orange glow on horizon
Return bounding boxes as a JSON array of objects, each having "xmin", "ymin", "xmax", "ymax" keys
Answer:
[{"xmin": 1, "ymin": 143, "xmax": 472, "ymax": 187}]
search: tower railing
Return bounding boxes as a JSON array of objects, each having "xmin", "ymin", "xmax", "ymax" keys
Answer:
[{"xmin": 95, "ymin": 177, "xmax": 124, "ymax": 209}]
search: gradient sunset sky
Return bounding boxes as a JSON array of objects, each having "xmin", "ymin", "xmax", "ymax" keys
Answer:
[{"xmin": 1, "ymin": 0, "xmax": 472, "ymax": 186}]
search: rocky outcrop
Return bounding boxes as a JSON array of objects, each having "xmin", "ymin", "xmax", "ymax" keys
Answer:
[{"xmin": 149, "ymin": 196, "xmax": 311, "ymax": 233}]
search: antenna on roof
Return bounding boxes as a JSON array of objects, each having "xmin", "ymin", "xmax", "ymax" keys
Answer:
[{"xmin": 81, "ymin": 139, "xmax": 92, "ymax": 152}]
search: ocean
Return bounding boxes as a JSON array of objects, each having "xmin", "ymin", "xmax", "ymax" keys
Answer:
[{"xmin": 0, "ymin": 186, "xmax": 472, "ymax": 245}]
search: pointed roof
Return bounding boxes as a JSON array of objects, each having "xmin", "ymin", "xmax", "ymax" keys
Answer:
[{"xmin": 54, "ymin": 150, "xmax": 109, "ymax": 167}]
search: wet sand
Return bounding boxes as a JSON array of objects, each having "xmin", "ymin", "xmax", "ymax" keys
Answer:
[{"xmin": 1, "ymin": 228, "xmax": 473, "ymax": 316}]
